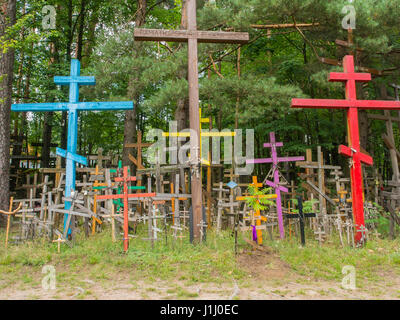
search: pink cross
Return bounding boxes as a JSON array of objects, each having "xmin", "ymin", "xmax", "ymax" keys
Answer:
[{"xmin": 247, "ymin": 132, "xmax": 304, "ymax": 239}]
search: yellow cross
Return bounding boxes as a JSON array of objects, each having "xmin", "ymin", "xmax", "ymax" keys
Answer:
[{"xmin": 162, "ymin": 109, "xmax": 236, "ymax": 166}]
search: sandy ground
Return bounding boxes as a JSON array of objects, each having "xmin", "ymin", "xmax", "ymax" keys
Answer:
[{"xmin": 1, "ymin": 250, "xmax": 399, "ymax": 300}]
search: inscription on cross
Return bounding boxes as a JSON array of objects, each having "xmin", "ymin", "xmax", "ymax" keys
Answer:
[
  {"xmin": 292, "ymin": 55, "xmax": 400, "ymax": 245},
  {"xmin": 134, "ymin": 0, "xmax": 249, "ymax": 243}
]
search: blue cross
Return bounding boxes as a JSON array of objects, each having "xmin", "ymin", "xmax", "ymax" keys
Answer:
[{"xmin": 12, "ymin": 59, "xmax": 133, "ymax": 236}]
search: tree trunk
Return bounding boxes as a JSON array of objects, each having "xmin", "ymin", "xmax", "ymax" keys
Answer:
[
  {"xmin": 41, "ymin": 42, "xmax": 58, "ymax": 168},
  {"xmin": 77, "ymin": 0, "xmax": 86, "ymax": 61},
  {"xmin": 174, "ymin": 0, "xmax": 189, "ymax": 133},
  {"xmin": 122, "ymin": 0, "xmax": 147, "ymax": 171},
  {"xmin": 0, "ymin": 0, "xmax": 17, "ymax": 225}
]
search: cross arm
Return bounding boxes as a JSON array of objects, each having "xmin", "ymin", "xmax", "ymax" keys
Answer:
[
  {"xmin": 246, "ymin": 156, "xmax": 304, "ymax": 164},
  {"xmin": 54, "ymin": 76, "xmax": 96, "ymax": 85},
  {"xmin": 338, "ymin": 145, "xmax": 373, "ymax": 166},
  {"xmin": 56, "ymin": 148, "xmax": 87, "ymax": 166},
  {"xmin": 134, "ymin": 29, "xmax": 249, "ymax": 44},
  {"xmin": 329, "ymin": 72, "xmax": 371, "ymax": 82},
  {"xmin": 292, "ymin": 99, "xmax": 400, "ymax": 110},
  {"xmin": 11, "ymin": 101, "xmax": 133, "ymax": 112}
]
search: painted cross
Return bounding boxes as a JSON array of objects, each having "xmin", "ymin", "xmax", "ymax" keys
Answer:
[
  {"xmin": 291, "ymin": 55, "xmax": 400, "ymax": 245},
  {"xmin": 283, "ymin": 196, "xmax": 316, "ymax": 246},
  {"xmin": 236, "ymin": 192, "xmax": 277, "ymax": 245},
  {"xmin": 134, "ymin": 0, "xmax": 249, "ymax": 243},
  {"xmin": 246, "ymin": 132, "xmax": 304, "ymax": 239},
  {"xmin": 97, "ymin": 166, "xmax": 155, "ymax": 252},
  {"xmin": 12, "ymin": 59, "xmax": 133, "ymax": 236}
]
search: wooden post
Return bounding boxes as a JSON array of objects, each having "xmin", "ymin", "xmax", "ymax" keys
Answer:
[
  {"xmin": 0, "ymin": 198, "xmax": 22, "ymax": 248},
  {"xmin": 134, "ymin": 0, "xmax": 249, "ymax": 243}
]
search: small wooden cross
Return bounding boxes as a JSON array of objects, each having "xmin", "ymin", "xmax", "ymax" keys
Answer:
[
  {"xmin": 52, "ymin": 235, "xmax": 66, "ymax": 253},
  {"xmin": 88, "ymin": 148, "xmax": 111, "ymax": 170},
  {"xmin": 125, "ymin": 131, "xmax": 152, "ymax": 170},
  {"xmin": 333, "ymin": 187, "xmax": 352, "ymax": 207},
  {"xmin": 283, "ymin": 196, "xmax": 316, "ymax": 246}
]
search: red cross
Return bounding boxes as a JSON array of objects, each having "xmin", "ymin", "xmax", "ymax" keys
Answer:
[
  {"xmin": 291, "ymin": 55, "xmax": 400, "ymax": 245},
  {"xmin": 97, "ymin": 166, "xmax": 155, "ymax": 251}
]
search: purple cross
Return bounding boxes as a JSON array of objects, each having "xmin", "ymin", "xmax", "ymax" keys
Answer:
[{"xmin": 246, "ymin": 132, "xmax": 304, "ymax": 239}]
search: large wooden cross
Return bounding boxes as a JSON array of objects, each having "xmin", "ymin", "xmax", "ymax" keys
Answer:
[
  {"xmin": 291, "ymin": 55, "xmax": 400, "ymax": 245},
  {"xmin": 134, "ymin": 0, "xmax": 249, "ymax": 242}
]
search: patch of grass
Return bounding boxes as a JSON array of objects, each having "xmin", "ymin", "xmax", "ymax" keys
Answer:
[
  {"xmin": 268, "ymin": 236, "xmax": 400, "ymax": 285},
  {"xmin": 176, "ymin": 288, "xmax": 199, "ymax": 299}
]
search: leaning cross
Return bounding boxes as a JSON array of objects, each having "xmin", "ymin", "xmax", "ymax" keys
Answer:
[
  {"xmin": 291, "ymin": 55, "xmax": 400, "ymax": 245},
  {"xmin": 11, "ymin": 59, "xmax": 133, "ymax": 236},
  {"xmin": 246, "ymin": 132, "xmax": 304, "ymax": 239},
  {"xmin": 134, "ymin": 0, "xmax": 249, "ymax": 243}
]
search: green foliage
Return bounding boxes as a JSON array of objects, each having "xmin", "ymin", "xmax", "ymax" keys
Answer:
[
  {"xmin": 245, "ymin": 185, "xmax": 275, "ymax": 211},
  {"xmin": 290, "ymin": 198, "xmax": 319, "ymax": 214}
]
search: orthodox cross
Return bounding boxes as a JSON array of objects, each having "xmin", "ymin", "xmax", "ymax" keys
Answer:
[
  {"xmin": 12, "ymin": 59, "xmax": 133, "ymax": 236},
  {"xmin": 246, "ymin": 132, "xmax": 304, "ymax": 239},
  {"xmin": 291, "ymin": 55, "xmax": 400, "ymax": 245},
  {"xmin": 125, "ymin": 131, "xmax": 152, "ymax": 170},
  {"xmin": 283, "ymin": 196, "xmax": 316, "ymax": 246},
  {"xmin": 134, "ymin": 0, "xmax": 249, "ymax": 243},
  {"xmin": 97, "ymin": 166, "xmax": 155, "ymax": 252}
]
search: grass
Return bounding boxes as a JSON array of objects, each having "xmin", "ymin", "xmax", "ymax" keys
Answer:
[
  {"xmin": 0, "ymin": 226, "xmax": 245, "ymax": 292},
  {"xmin": 0, "ymin": 224, "xmax": 400, "ymax": 298},
  {"xmin": 268, "ymin": 235, "xmax": 400, "ymax": 284}
]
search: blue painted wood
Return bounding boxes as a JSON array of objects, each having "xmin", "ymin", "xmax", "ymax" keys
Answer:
[{"xmin": 11, "ymin": 59, "xmax": 134, "ymax": 236}]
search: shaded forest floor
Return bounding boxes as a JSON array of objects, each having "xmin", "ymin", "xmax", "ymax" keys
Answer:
[{"xmin": 0, "ymin": 227, "xmax": 400, "ymax": 300}]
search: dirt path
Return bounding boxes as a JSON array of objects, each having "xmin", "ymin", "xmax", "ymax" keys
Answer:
[{"xmin": 1, "ymin": 250, "xmax": 399, "ymax": 300}]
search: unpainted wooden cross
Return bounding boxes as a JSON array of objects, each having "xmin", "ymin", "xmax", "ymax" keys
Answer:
[{"xmin": 134, "ymin": 0, "xmax": 249, "ymax": 243}]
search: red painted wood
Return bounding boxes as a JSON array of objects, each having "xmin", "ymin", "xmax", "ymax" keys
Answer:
[
  {"xmin": 96, "ymin": 166, "xmax": 155, "ymax": 251},
  {"xmin": 291, "ymin": 55, "xmax": 400, "ymax": 245}
]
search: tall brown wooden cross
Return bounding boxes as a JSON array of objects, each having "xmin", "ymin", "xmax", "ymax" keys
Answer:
[{"xmin": 134, "ymin": 0, "xmax": 249, "ymax": 242}]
